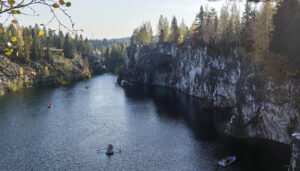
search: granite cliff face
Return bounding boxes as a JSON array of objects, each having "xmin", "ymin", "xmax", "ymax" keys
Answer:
[{"xmin": 124, "ymin": 43, "xmax": 300, "ymax": 145}]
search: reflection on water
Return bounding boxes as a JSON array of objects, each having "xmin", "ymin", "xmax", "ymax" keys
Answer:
[{"xmin": 0, "ymin": 74, "xmax": 290, "ymax": 171}]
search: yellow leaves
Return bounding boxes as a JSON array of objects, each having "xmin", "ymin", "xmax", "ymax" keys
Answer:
[
  {"xmin": 45, "ymin": 66, "xmax": 48, "ymax": 72},
  {"xmin": 50, "ymin": 9, "xmax": 54, "ymax": 13},
  {"xmin": 11, "ymin": 10, "xmax": 21, "ymax": 14},
  {"xmin": 8, "ymin": 0, "xmax": 15, "ymax": 6},
  {"xmin": 5, "ymin": 48, "xmax": 13, "ymax": 56},
  {"xmin": 11, "ymin": 37, "xmax": 17, "ymax": 42},
  {"xmin": 52, "ymin": 3, "xmax": 60, "ymax": 8},
  {"xmin": 11, "ymin": 20, "xmax": 18, "ymax": 24},
  {"xmin": 5, "ymin": 52, "xmax": 12, "ymax": 56},
  {"xmin": 59, "ymin": 0, "xmax": 65, "ymax": 5},
  {"xmin": 38, "ymin": 30, "xmax": 44, "ymax": 37},
  {"xmin": 66, "ymin": 2, "xmax": 71, "ymax": 7},
  {"xmin": 51, "ymin": 1, "xmax": 71, "ymax": 10}
]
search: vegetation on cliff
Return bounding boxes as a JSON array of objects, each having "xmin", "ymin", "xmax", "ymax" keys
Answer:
[
  {"xmin": 0, "ymin": 24, "xmax": 100, "ymax": 95},
  {"xmin": 129, "ymin": 0, "xmax": 300, "ymax": 83}
]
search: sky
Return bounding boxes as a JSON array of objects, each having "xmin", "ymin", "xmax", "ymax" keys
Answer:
[{"xmin": 0, "ymin": 0, "xmax": 248, "ymax": 39}]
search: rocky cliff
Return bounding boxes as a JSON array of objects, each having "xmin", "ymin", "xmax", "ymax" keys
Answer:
[
  {"xmin": 124, "ymin": 43, "xmax": 300, "ymax": 145},
  {"xmin": 0, "ymin": 54, "xmax": 106, "ymax": 96}
]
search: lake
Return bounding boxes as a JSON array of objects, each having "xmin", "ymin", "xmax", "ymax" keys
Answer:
[{"xmin": 0, "ymin": 74, "xmax": 290, "ymax": 171}]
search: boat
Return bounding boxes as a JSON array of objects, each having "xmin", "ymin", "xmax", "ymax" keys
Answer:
[
  {"xmin": 218, "ymin": 156, "xmax": 236, "ymax": 167},
  {"xmin": 48, "ymin": 104, "xmax": 53, "ymax": 108},
  {"xmin": 106, "ymin": 144, "xmax": 114, "ymax": 155},
  {"xmin": 292, "ymin": 132, "xmax": 300, "ymax": 140}
]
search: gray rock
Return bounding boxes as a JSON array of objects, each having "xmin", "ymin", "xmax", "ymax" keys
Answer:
[{"xmin": 124, "ymin": 43, "xmax": 300, "ymax": 145}]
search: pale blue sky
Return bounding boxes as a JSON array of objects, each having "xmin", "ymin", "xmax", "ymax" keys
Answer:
[{"xmin": 1, "ymin": 0, "xmax": 247, "ymax": 39}]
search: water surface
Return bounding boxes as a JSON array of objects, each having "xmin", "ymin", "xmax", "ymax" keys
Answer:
[{"xmin": 0, "ymin": 74, "xmax": 290, "ymax": 170}]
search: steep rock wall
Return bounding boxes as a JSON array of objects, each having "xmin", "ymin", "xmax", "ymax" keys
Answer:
[{"xmin": 124, "ymin": 43, "xmax": 300, "ymax": 144}]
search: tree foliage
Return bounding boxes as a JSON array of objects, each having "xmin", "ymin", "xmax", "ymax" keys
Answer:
[
  {"xmin": 169, "ymin": 16, "xmax": 179, "ymax": 43},
  {"xmin": 0, "ymin": 24, "xmax": 93, "ymax": 62},
  {"xmin": 130, "ymin": 22, "xmax": 153, "ymax": 45},
  {"xmin": 158, "ymin": 15, "xmax": 169, "ymax": 43}
]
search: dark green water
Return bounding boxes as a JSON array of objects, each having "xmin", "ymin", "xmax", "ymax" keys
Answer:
[{"xmin": 0, "ymin": 74, "xmax": 290, "ymax": 170}]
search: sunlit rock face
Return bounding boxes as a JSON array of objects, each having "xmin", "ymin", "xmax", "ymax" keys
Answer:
[
  {"xmin": 125, "ymin": 43, "xmax": 300, "ymax": 144},
  {"xmin": 0, "ymin": 54, "xmax": 106, "ymax": 96}
]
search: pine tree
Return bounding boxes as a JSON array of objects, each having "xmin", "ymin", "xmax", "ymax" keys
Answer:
[
  {"xmin": 253, "ymin": 1, "xmax": 275, "ymax": 61},
  {"xmin": 23, "ymin": 28, "xmax": 32, "ymax": 61},
  {"xmin": 194, "ymin": 6, "xmax": 205, "ymax": 42},
  {"xmin": 0, "ymin": 24, "xmax": 9, "ymax": 52},
  {"xmin": 30, "ymin": 29, "xmax": 41, "ymax": 61},
  {"xmin": 169, "ymin": 16, "xmax": 179, "ymax": 43},
  {"xmin": 241, "ymin": 2, "xmax": 256, "ymax": 51},
  {"xmin": 63, "ymin": 33, "xmax": 75, "ymax": 59},
  {"xmin": 58, "ymin": 31, "xmax": 65, "ymax": 49},
  {"xmin": 45, "ymin": 36, "xmax": 53, "ymax": 61},
  {"xmin": 178, "ymin": 19, "xmax": 188, "ymax": 44},
  {"xmin": 158, "ymin": 15, "xmax": 169, "ymax": 43},
  {"xmin": 270, "ymin": 0, "xmax": 300, "ymax": 72}
]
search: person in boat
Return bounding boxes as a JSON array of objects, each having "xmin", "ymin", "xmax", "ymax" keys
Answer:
[
  {"xmin": 108, "ymin": 144, "xmax": 112, "ymax": 152},
  {"xmin": 222, "ymin": 156, "xmax": 231, "ymax": 165},
  {"xmin": 48, "ymin": 104, "xmax": 52, "ymax": 108},
  {"xmin": 227, "ymin": 156, "xmax": 231, "ymax": 162}
]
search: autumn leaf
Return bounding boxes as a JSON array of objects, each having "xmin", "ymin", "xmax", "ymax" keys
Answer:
[
  {"xmin": 11, "ymin": 10, "xmax": 21, "ymax": 14},
  {"xmin": 38, "ymin": 30, "xmax": 44, "ymax": 37},
  {"xmin": 52, "ymin": 3, "xmax": 60, "ymax": 8},
  {"xmin": 59, "ymin": 0, "xmax": 65, "ymax": 5},
  {"xmin": 45, "ymin": 66, "xmax": 48, "ymax": 71},
  {"xmin": 66, "ymin": 2, "xmax": 71, "ymax": 7},
  {"xmin": 5, "ymin": 52, "xmax": 12, "ymax": 56},
  {"xmin": 11, "ymin": 37, "xmax": 17, "ymax": 42},
  {"xmin": 40, "ymin": 24, "xmax": 45, "ymax": 27},
  {"xmin": 8, "ymin": 0, "xmax": 15, "ymax": 6},
  {"xmin": 11, "ymin": 20, "xmax": 18, "ymax": 24},
  {"xmin": 5, "ymin": 49, "xmax": 13, "ymax": 56},
  {"xmin": 50, "ymin": 9, "xmax": 54, "ymax": 13}
]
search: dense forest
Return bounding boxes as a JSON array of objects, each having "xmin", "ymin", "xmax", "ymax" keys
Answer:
[
  {"xmin": 130, "ymin": 0, "xmax": 300, "ymax": 82},
  {"xmin": 0, "ymin": 24, "xmax": 94, "ymax": 63},
  {"xmin": 90, "ymin": 39, "xmax": 128, "ymax": 74},
  {"xmin": 1, "ymin": 0, "xmax": 299, "ymax": 82}
]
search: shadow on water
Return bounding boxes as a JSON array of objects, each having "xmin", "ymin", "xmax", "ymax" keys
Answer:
[
  {"xmin": 0, "ymin": 75, "xmax": 291, "ymax": 171},
  {"xmin": 124, "ymin": 83, "xmax": 290, "ymax": 171}
]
